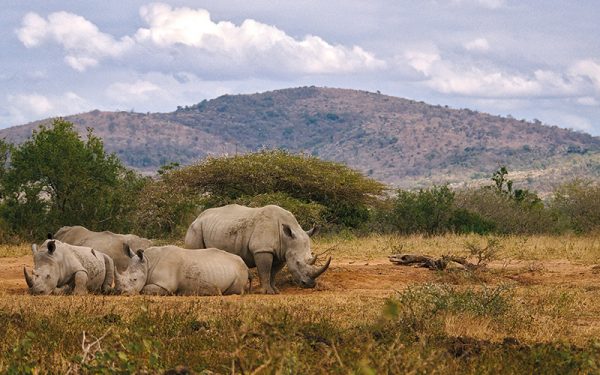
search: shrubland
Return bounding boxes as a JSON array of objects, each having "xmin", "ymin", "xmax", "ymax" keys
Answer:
[{"xmin": 1, "ymin": 118, "xmax": 600, "ymax": 241}]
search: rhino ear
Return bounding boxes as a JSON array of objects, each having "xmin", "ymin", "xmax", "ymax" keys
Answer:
[
  {"xmin": 136, "ymin": 249, "xmax": 144, "ymax": 262},
  {"xmin": 47, "ymin": 240, "xmax": 56, "ymax": 254},
  {"xmin": 123, "ymin": 243, "xmax": 133, "ymax": 258},
  {"xmin": 282, "ymin": 224, "xmax": 296, "ymax": 239},
  {"xmin": 47, "ymin": 233, "xmax": 53, "ymax": 240},
  {"xmin": 306, "ymin": 225, "xmax": 320, "ymax": 237}
]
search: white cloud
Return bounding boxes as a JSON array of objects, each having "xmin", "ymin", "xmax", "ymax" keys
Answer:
[
  {"xmin": 16, "ymin": 11, "xmax": 133, "ymax": 71},
  {"xmin": 106, "ymin": 80, "xmax": 163, "ymax": 103},
  {"xmin": 16, "ymin": 4, "xmax": 383, "ymax": 75},
  {"xmin": 10, "ymin": 93, "xmax": 53, "ymax": 115},
  {"xmin": 404, "ymin": 48, "xmax": 588, "ymax": 98},
  {"xmin": 569, "ymin": 59, "xmax": 600, "ymax": 91},
  {"xmin": 576, "ymin": 96, "xmax": 598, "ymax": 106},
  {"xmin": 551, "ymin": 113, "xmax": 593, "ymax": 132},
  {"xmin": 404, "ymin": 50, "xmax": 440, "ymax": 75},
  {"xmin": 7, "ymin": 92, "xmax": 89, "ymax": 124},
  {"xmin": 464, "ymin": 38, "xmax": 490, "ymax": 52},
  {"xmin": 133, "ymin": 3, "xmax": 384, "ymax": 74}
]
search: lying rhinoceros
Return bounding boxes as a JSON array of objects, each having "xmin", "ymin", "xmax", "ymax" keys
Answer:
[
  {"xmin": 53, "ymin": 225, "xmax": 152, "ymax": 272},
  {"xmin": 184, "ymin": 204, "xmax": 330, "ymax": 294},
  {"xmin": 114, "ymin": 245, "xmax": 249, "ymax": 296},
  {"xmin": 24, "ymin": 238, "xmax": 114, "ymax": 295}
]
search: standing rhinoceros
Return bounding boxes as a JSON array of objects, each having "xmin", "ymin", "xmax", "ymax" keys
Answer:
[
  {"xmin": 114, "ymin": 245, "xmax": 249, "ymax": 296},
  {"xmin": 24, "ymin": 238, "xmax": 114, "ymax": 295},
  {"xmin": 53, "ymin": 225, "xmax": 152, "ymax": 272},
  {"xmin": 184, "ymin": 204, "xmax": 331, "ymax": 294}
]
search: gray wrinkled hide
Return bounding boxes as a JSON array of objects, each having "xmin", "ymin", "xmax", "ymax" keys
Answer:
[
  {"xmin": 54, "ymin": 225, "xmax": 152, "ymax": 272},
  {"xmin": 184, "ymin": 204, "xmax": 328, "ymax": 293},
  {"xmin": 115, "ymin": 246, "xmax": 249, "ymax": 296},
  {"xmin": 26, "ymin": 240, "xmax": 114, "ymax": 295}
]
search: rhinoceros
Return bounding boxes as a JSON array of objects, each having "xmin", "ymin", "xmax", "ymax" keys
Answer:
[
  {"xmin": 24, "ymin": 238, "xmax": 114, "ymax": 295},
  {"xmin": 184, "ymin": 204, "xmax": 331, "ymax": 294},
  {"xmin": 114, "ymin": 245, "xmax": 249, "ymax": 296},
  {"xmin": 53, "ymin": 225, "xmax": 152, "ymax": 272}
]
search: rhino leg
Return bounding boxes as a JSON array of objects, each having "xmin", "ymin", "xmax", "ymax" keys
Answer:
[
  {"xmin": 72, "ymin": 271, "xmax": 89, "ymax": 295},
  {"xmin": 101, "ymin": 254, "xmax": 115, "ymax": 294},
  {"xmin": 254, "ymin": 252, "xmax": 278, "ymax": 294},
  {"xmin": 141, "ymin": 284, "xmax": 171, "ymax": 296},
  {"xmin": 52, "ymin": 285, "xmax": 71, "ymax": 295},
  {"xmin": 269, "ymin": 262, "xmax": 284, "ymax": 294}
]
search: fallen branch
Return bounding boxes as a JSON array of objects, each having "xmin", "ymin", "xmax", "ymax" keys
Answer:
[{"xmin": 388, "ymin": 254, "xmax": 481, "ymax": 271}]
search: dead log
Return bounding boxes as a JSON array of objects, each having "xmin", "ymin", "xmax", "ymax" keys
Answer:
[{"xmin": 388, "ymin": 254, "xmax": 480, "ymax": 271}]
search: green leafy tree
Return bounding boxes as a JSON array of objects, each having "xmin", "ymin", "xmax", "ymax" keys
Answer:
[
  {"xmin": 134, "ymin": 150, "xmax": 386, "ymax": 237},
  {"xmin": 0, "ymin": 119, "xmax": 145, "ymax": 238}
]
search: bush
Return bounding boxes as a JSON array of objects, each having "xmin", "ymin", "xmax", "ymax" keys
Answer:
[
  {"xmin": 233, "ymin": 192, "xmax": 326, "ymax": 229},
  {"xmin": 454, "ymin": 188, "xmax": 558, "ymax": 234},
  {"xmin": 550, "ymin": 179, "xmax": 600, "ymax": 233},
  {"xmin": 386, "ymin": 185, "xmax": 494, "ymax": 235},
  {"xmin": 392, "ymin": 186, "xmax": 456, "ymax": 235},
  {"xmin": 0, "ymin": 119, "xmax": 146, "ymax": 239},
  {"xmin": 134, "ymin": 150, "xmax": 386, "ymax": 237}
]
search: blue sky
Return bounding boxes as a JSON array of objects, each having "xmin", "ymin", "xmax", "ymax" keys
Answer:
[{"xmin": 2, "ymin": 1, "xmax": 599, "ymax": 135}]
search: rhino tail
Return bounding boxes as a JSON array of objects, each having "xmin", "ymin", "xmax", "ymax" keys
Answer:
[{"xmin": 101, "ymin": 253, "xmax": 115, "ymax": 294}]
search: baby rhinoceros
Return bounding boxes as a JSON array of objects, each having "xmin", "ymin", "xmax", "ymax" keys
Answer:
[
  {"xmin": 24, "ymin": 239, "xmax": 114, "ymax": 295},
  {"xmin": 115, "ymin": 246, "xmax": 249, "ymax": 296}
]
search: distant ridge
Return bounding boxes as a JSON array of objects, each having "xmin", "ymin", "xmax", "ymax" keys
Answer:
[{"xmin": 2, "ymin": 86, "xmax": 599, "ymax": 192}]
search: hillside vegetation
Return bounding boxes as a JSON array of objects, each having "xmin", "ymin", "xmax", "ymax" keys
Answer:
[{"xmin": 1, "ymin": 87, "xmax": 599, "ymax": 192}]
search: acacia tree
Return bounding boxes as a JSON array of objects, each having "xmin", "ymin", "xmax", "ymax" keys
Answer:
[
  {"xmin": 0, "ymin": 119, "xmax": 144, "ymax": 238},
  {"xmin": 134, "ymin": 150, "xmax": 387, "ymax": 237}
]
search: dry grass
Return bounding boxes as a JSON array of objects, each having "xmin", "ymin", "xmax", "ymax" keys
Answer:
[
  {"xmin": 314, "ymin": 233, "xmax": 600, "ymax": 264},
  {"xmin": 2, "ymin": 233, "xmax": 600, "ymax": 373}
]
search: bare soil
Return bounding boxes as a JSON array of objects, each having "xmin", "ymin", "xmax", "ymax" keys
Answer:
[{"xmin": 4, "ymin": 255, "xmax": 599, "ymax": 296}]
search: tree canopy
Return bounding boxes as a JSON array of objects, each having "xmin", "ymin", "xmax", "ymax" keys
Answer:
[{"xmin": 0, "ymin": 119, "xmax": 145, "ymax": 238}]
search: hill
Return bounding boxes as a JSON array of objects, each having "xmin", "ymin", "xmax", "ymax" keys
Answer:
[{"xmin": 1, "ymin": 87, "xmax": 599, "ymax": 191}]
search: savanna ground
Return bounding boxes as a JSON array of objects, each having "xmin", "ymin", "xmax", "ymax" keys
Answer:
[{"xmin": 2, "ymin": 234, "xmax": 600, "ymax": 374}]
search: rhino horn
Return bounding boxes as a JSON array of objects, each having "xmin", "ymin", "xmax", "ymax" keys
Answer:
[
  {"xmin": 309, "ymin": 256, "xmax": 331, "ymax": 278},
  {"xmin": 307, "ymin": 254, "xmax": 318, "ymax": 265},
  {"xmin": 24, "ymin": 267, "xmax": 33, "ymax": 288},
  {"xmin": 47, "ymin": 233, "xmax": 53, "ymax": 240},
  {"xmin": 47, "ymin": 241, "xmax": 56, "ymax": 254},
  {"xmin": 31, "ymin": 244, "xmax": 37, "ymax": 254},
  {"xmin": 306, "ymin": 226, "xmax": 320, "ymax": 237}
]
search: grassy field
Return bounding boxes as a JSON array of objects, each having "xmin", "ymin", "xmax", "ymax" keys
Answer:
[{"xmin": 2, "ymin": 234, "xmax": 600, "ymax": 373}]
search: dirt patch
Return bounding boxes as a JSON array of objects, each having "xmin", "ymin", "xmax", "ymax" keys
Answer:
[
  {"xmin": 0, "ymin": 255, "xmax": 32, "ymax": 295},
  {"xmin": 2, "ymin": 255, "xmax": 599, "ymax": 296}
]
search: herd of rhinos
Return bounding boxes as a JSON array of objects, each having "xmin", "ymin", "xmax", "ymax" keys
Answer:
[{"xmin": 23, "ymin": 204, "xmax": 331, "ymax": 296}]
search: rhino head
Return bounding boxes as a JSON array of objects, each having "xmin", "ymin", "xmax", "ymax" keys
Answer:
[
  {"xmin": 114, "ymin": 245, "xmax": 147, "ymax": 295},
  {"xmin": 24, "ymin": 239, "xmax": 61, "ymax": 295},
  {"xmin": 282, "ymin": 224, "xmax": 331, "ymax": 288}
]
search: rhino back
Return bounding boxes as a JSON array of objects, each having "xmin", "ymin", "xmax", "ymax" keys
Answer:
[
  {"xmin": 147, "ymin": 246, "xmax": 247, "ymax": 295},
  {"xmin": 69, "ymin": 246, "xmax": 106, "ymax": 292},
  {"xmin": 55, "ymin": 227, "xmax": 130, "ymax": 271},
  {"xmin": 197, "ymin": 205, "xmax": 282, "ymax": 265}
]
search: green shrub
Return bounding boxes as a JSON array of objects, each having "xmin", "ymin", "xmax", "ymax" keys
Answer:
[
  {"xmin": 455, "ymin": 188, "xmax": 559, "ymax": 234},
  {"xmin": 233, "ymin": 192, "xmax": 327, "ymax": 229},
  {"xmin": 134, "ymin": 150, "xmax": 386, "ymax": 237},
  {"xmin": 551, "ymin": 179, "xmax": 600, "ymax": 233}
]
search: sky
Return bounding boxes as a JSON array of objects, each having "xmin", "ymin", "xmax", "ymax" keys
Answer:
[{"xmin": 1, "ymin": 1, "xmax": 600, "ymax": 135}]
